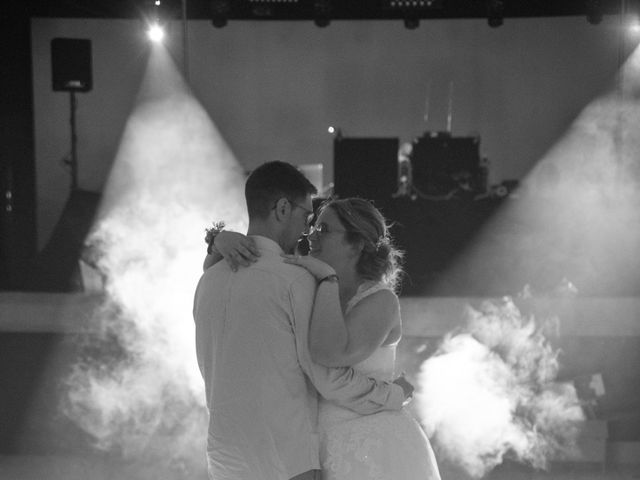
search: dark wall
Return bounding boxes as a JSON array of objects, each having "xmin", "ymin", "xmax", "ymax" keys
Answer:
[{"xmin": 1, "ymin": 2, "xmax": 37, "ymax": 289}]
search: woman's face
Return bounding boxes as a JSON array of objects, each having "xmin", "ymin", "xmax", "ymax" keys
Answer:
[{"xmin": 308, "ymin": 207, "xmax": 356, "ymax": 270}]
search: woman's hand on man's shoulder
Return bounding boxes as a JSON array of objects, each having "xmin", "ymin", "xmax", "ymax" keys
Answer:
[{"xmin": 281, "ymin": 253, "xmax": 335, "ymax": 280}]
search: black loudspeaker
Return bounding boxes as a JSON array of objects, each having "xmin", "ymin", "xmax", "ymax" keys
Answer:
[
  {"xmin": 333, "ymin": 137, "xmax": 399, "ymax": 203},
  {"xmin": 51, "ymin": 38, "xmax": 93, "ymax": 92},
  {"xmin": 410, "ymin": 132, "xmax": 481, "ymax": 195}
]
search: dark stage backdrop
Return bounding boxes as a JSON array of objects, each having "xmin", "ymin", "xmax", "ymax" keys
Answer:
[{"xmin": 29, "ymin": 17, "xmax": 623, "ymax": 249}]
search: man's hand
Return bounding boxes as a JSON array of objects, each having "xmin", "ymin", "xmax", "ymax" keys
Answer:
[{"xmin": 392, "ymin": 374, "xmax": 415, "ymax": 405}]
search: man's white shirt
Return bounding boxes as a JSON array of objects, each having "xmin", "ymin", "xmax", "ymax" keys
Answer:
[{"xmin": 193, "ymin": 235, "xmax": 404, "ymax": 480}]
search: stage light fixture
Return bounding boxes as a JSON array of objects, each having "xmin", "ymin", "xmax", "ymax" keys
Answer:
[
  {"xmin": 404, "ymin": 17, "xmax": 420, "ymax": 29},
  {"xmin": 147, "ymin": 23, "xmax": 165, "ymax": 42},
  {"xmin": 211, "ymin": 0, "xmax": 231, "ymax": 28},
  {"xmin": 384, "ymin": 0, "xmax": 442, "ymax": 27},
  {"xmin": 246, "ymin": 0, "xmax": 300, "ymax": 19},
  {"xmin": 385, "ymin": 0, "xmax": 443, "ymax": 8},
  {"xmin": 142, "ymin": 0, "xmax": 173, "ymax": 42},
  {"xmin": 144, "ymin": 0, "xmax": 164, "ymax": 22},
  {"xmin": 487, "ymin": 0, "xmax": 504, "ymax": 28},
  {"xmin": 313, "ymin": 0, "xmax": 331, "ymax": 27},
  {"xmin": 586, "ymin": 0, "xmax": 603, "ymax": 25}
]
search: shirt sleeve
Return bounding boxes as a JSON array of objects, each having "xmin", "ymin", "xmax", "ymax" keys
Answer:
[{"xmin": 288, "ymin": 272, "xmax": 404, "ymax": 415}]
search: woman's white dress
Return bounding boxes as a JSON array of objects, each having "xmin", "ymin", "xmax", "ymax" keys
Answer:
[{"xmin": 317, "ymin": 283, "xmax": 442, "ymax": 480}]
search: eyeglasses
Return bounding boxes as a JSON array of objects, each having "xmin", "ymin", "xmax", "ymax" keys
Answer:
[
  {"xmin": 288, "ymin": 199, "xmax": 315, "ymax": 227},
  {"xmin": 271, "ymin": 198, "xmax": 314, "ymax": 227},
  {"xmin": 307, "ymin": 223, "xmax": 349, "ymax": 236}
]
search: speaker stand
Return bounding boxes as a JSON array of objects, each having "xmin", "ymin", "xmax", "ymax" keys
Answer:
[{"xmin": 67, "ymin": 91, "xmax": 78, "ymax": 192}]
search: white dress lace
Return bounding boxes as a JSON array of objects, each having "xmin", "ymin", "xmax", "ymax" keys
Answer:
[{"xmin": 317, "ymin": 283, "xmax": 442, "ymax": 480}]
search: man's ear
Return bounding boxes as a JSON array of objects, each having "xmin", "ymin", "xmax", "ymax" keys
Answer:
[{"xmin": 273, "ymin": 197, "xmax": 290, "ymax": 222}]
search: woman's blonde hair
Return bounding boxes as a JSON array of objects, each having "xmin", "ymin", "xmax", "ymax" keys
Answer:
[{"xmin": 318, "ymin": 198, "xmax": 403, "ymax": 290}]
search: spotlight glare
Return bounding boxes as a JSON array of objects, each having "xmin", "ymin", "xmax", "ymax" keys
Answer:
[
  {"xmin": 328, "ymin": 126, "xmax": 335, "ymax": 134},
  {"xmin": 147, "ymin": 23, "xmax": 165, "ymax": 43},
  {"xmin": 630, "ymin": 19, "xmax": 640, "ymax": 34}
]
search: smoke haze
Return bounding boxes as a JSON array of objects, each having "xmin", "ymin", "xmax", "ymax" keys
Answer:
[
  {"xmin": 415, "ymin": 298, "xmax": 585, "ymax": 478},
  {"xmin": 61, "ymin": 45, "xmax": 246, "ymax": 473}
]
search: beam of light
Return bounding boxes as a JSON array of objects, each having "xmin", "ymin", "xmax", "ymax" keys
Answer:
[
  {"xmin": 412, "ymin": 39, "xmax": 640, "ymax": 478},
  {"xmin": 483, "ymin": 42, "xmax": 640, "ymax": 297},
  {"xmin": 417, "ymin": 40, "xmax": 640, "ymax": 299},
  {"xmin": 60, "ymin": 44, "xmax": 247, "ymax": 472},
  {"xmin": 415, "ymin": 298, "xmax": 584, "ymax": 478},
  {"xmin": 147, "ymin": 23, "xmax": 165, "ymax": 43}
]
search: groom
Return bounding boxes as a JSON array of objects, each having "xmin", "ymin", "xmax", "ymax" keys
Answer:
[{"xmin": 193, "ymin": 161, "xmax": 410, "ymax": 480}]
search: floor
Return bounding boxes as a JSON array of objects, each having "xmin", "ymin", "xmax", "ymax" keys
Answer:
[
  {"xmin": 0, "ymin": 453, "xmax": 207, "ymax": 480},
  {"xmin": 1, "ymin": 455, "xmax": 639, "ymax": 480},
  {"xmin": 1, "ymin": 294, "xmax": 638, "ymax": 480}
]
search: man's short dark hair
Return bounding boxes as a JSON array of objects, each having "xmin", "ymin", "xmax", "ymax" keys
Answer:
[{"xmin": 245, "ymin": 161, "xmax": 317, "ymax": 220}]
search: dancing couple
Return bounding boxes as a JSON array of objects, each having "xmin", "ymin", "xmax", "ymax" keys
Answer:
[{"xmin": 193, "ymin": 161, "xmax": 441, "ymax": 480}]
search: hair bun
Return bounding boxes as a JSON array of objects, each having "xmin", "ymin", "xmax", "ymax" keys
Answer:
[{"xmin": 375, "ymin": 236, "xmax": 389, "ymax": 251}]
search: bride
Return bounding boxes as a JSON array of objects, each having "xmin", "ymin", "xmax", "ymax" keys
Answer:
[{"xmin": 209, "ymin": 197, "xmax": 441, "ymax": 480}]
